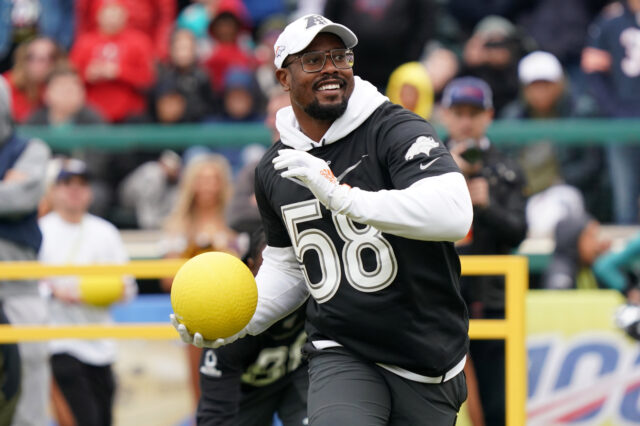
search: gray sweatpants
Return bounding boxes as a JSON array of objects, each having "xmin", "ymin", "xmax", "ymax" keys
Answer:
[
  {"xmin": 3, "ymin": 295, "xmax": 50, "ymax": 426},
  {"xmin": 307, "ymin": 348, "xmax": 467, "ymax": 426}
]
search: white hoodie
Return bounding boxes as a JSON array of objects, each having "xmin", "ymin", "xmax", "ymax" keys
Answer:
[{"xmin": 248, "ymin": 77, "xmax": 472, "ymax": 344}]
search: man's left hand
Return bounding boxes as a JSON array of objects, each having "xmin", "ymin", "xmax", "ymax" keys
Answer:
[
  {"xmin": 273, "ymin": 149, "xmax": 350, "ymax": 210},
  {"xmin": 468, "ymin": 177, "xmax": 489, "ymax": 208}
]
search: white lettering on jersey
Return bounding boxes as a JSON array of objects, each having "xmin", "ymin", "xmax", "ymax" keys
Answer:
[
  {"xmin": 405, "ymin": 136, "xmax": 439, "ymax": 169},
  {"xmin": 620, "ymin": 27, "xmax": 640, "ymax": 77},
  {"xmin": 200, "ymin": 349, "xmax": 222, "ymax": 378}
]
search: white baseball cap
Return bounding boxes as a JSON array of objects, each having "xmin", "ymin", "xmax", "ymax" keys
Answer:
[
  {"xmin": 273, "ymin": 14, "xmax": 358, "ymax": 68},
  {"xmin": 518, "ymin": 51, "xmax": 564, "ymax": 85}
]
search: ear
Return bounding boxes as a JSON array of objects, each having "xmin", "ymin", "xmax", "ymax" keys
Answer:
[{"xmin": 275, "ymin": 68, "xmax": 290, "ymax": 92}]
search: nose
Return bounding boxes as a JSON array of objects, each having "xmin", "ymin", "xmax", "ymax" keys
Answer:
[{"xmin": 321, "ymin": 52, "xmax": 339, "ymax": 73}]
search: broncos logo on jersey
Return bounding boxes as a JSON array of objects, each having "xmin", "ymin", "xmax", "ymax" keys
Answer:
[
  {"xmin": 405, "ymin": 136, "xmax": 440, "ymax": 170},
  {"xmin": 405, "ymin": 136, "xmax": 439, "ymax": 162}
]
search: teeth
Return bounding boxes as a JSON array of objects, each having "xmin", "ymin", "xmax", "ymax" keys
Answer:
[{"xmin": 318, "ymin": 83, "xmax": 340, "ymax": 91}]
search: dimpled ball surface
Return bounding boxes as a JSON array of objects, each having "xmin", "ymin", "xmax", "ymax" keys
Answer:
[
  {"xmin": 170, "ymin": 251, "xmax": 257, "ymax": 340},
  {"xmin": 79, "ymin": 276, "xmax": 124, "ymax": 307}
]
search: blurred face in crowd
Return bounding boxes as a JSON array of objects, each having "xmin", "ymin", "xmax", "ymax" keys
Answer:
[
  {"xmin": 52, "ymin": 176, "xmax": 92, "ymax": 220},
  {"xmin": 211, "ymin": 13, "xmax": 240, "ymax": 43},
  {"xmin": 156, "ymin": 93, "xmax": 186, "ymax": 123},
  {"xmin": 45, "ymin": 73, "xmax": 85, "ymax": 117},
  {"xmin": 193, "ymin": 164, "xmax": 223, "ymax": 208},
  {"xmin": 399, "ymin": 83, "xmax": 419, "ymax": 113},
  {"xmin": 26, "ymin": 38, "xmax": 57, "ymax": 83},
  {"xmin": 483, "ymin": 37, "xmax": 513, "ymax": 68},
  {"xmin": 171, "ymin": 29, "xmax": 197, "ymax": 69},
  {"xmin": 523, "ymin": 80, "xmax": 564, "ymax": 116},
  {"xmin": 442, "ymin": 104, "xmax": 493, "ymax": 142},
  {"xmin": 578, "ymin": 220, "xmax": 611, "ymax": 266},
  {"xmin": 98, "ymin": 2, "xmax": 128, "ymax": 35},
  {"xmin": 224, "ymin": 88, "xmax": 253, "ymax": 120},
  {"xmin": 277, "ymin": 33, "xmax": 355, "ymax": 123},
  {"xmin": 265, "ymin": 92, "xmax": 291, "ymax": 142}
]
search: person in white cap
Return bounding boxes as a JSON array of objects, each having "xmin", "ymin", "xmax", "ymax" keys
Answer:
[{"xmin": 173, "ymin": 14, "xmax": 473, "ymax": 425}]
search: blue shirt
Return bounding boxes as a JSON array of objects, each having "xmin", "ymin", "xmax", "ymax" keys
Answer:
[{"xmin": 585, "ymin": 1, "xmax": 640, "ymax": 117}]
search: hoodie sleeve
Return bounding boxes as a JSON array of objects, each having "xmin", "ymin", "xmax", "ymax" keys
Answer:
[{"xmin": 0, "ymin": 139, "xmax": 50, "ymax": 216}]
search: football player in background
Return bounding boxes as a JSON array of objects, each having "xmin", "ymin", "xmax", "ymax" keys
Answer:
[
  {"xmin": 174, "ymin": 14, "xmax": 473, "ymax": 425},
  {"xmin": 197, "ymin": 228, "xmax": 308, "ymax": 426}
]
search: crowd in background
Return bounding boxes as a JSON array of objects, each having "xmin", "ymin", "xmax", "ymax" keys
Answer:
[
  {"xmin": 1, "ymin": 0, "xmax": 640, "ymax": 425},
  {"xmin": 0, "ymin": 0, "xmax": 637, "ymax": 230}
]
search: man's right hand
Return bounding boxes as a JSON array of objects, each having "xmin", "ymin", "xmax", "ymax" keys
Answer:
[{"xmin": 169, "ymin": 314, "xmax": 247, "ymax": 348}]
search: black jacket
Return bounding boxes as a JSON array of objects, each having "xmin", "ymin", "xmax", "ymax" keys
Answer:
[{"xmin": 450, "ymin": 140, "xmax": 528, "ymax": 311}]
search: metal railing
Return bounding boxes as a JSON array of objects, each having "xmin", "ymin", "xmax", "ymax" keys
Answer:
[
  {"xmin": 17, "ymin": 119, "xmax": 640, "ymax": 152},
  {"xmin": 0, "ymin": 255, "xmax": 528, "ymax": 425}
]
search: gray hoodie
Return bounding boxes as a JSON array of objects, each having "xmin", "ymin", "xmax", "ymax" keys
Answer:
[{"xmin": 0, "ymin": 75, "xmax": 51, "ymax": 298}]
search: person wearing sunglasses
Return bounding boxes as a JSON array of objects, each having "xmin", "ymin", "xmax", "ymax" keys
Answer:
[{"xmin": 173, "ymin": 14, "xmax": 472, "ymax": 426}]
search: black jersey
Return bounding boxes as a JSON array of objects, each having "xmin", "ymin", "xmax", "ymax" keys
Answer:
[
  {"xmin": 200, "ymin": 308, "xmax": 306, "ymax": 392},
  {"xmin": 255, "ymin": 101, "xmax": 469, "ymax": 377}
]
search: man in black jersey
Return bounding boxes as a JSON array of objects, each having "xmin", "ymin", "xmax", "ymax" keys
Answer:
[
  {"xmin": 173, "ymin": 13, "xmax": 473, "ymax": 425},
  {"xmin": 197, "ymin": 229, "xmax": 308, "ymax": 426}
]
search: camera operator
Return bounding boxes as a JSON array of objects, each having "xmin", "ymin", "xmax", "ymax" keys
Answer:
[{"xmin": 441, "ymin": 77, "xmax": 528, "ymax": 426}]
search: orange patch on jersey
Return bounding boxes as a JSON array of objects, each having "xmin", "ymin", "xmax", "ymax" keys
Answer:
[{"xmin": 320, "ymin": 168, "xmax": 338, "ymax": 184}]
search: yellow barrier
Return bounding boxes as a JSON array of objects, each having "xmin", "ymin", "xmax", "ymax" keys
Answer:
[{"xmin": 0, "ymin": 255, "xmax": 527, "ymax": 425}]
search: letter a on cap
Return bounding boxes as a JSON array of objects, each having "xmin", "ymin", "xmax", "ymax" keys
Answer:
[{"xmin": 306, "ymin": 15, "xmax": 328, "ymax": 28}]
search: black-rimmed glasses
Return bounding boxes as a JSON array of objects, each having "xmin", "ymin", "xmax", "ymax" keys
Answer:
[{"xmin": 283, "ymin": 48, "xmax": 354, "ymax": 73}]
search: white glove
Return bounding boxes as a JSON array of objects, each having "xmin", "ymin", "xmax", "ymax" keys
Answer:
[
  {"xmin": 272, "ymin": 149, "xmax": 351, "ymax": 211},
  {"xmin": 169, "ymin": 314, "xmax": 247, "ymax": 348}
]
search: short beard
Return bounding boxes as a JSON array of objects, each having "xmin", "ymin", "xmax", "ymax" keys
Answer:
[{"xmin": 304, "ymin": 98, "xmax": 348, "ymax": 121}]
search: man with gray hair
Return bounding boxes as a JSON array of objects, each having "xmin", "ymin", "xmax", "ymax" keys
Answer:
[{"xmin": 0, "ymin": 75, "xmax": 51, "ymax": 425}]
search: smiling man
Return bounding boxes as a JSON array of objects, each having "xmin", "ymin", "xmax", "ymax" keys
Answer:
[{"xmin": 173, "ymin": 14, "xmax": 473, "ymax": 425}]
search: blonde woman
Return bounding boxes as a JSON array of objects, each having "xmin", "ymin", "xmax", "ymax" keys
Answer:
[
  {"xmin": 161, "ymin": 153, "xmax": 239, "ymax": 403},
  {"xmin": 162, "ymin": 153, "xmax": 239, "ymax": 267}
]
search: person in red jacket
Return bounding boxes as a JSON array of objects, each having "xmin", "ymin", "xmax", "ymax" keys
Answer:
[
  {"xmin": 75, "ymin": 0, "xmax": 175, "ymax": 60},
  {"xmin": 2, "ymin": 37, "xmax": 67, "ymax": 123},
  {"xmin": 70, "ymin": 0, "xmax": 155, "ymax": 123},
  {"xmin": 203, "ymin": 0, "xmax": 254, "ymax": 93}
]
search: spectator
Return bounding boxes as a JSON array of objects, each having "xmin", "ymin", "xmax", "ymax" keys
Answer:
[
  {"xmin": 0, "ymin": 75, "xmax": 51, "ymax": 426},
  {"xmin": 460, "ymin": 16, "xmax": 527, "ymax": 114},
  {"xmin": 502, "ymin": 51, "xmax": 606, "ymax": 229},
  {"xmin": 161, "ymin": 153, "xmax": 239, "ymax": 404},
  {"xmin": 150, "ymin": 80, "xmax": 189, "ymax": 124},
  {"xmin": 582, "ymin": 0, "xmax": 640, "ymax": 224},
  {"xmin": 544, "ymin": 213, "xmax": 611, "ymax": 290},
  {"xmin": 0, "ymin": 302, "xmax": 21, "ymax": 423},
  {"xmin": 219, "ymin": 66, "xmax": 263, "ymax": 122},
  {"xmin": 253, "ymin": 16, "xmax": 286, "ymax": 99},
  {"xmin": 0, "ymin": 0, "xmax": 74, "ymax": 73},
  {"xmin": 227, "ymin": 87, "xmax": 290, "ymax": 234},
  {"xmin": 70, "ymin": 0, "xmax": 155, "ymax": 123},
  {"xmin": 422, "ymin": 46, "xmax": 460, "ymax": 101},
  {"xmin": 26, "ymin": 67, "xmax": 103, "ymax": 125},
  {"xmin": 161, "ymin": 154, "xmax": 239, "ymax": 285},
  {"xmin": 386, "ymin": 61, "xmax": 434, "ymax": 119},
  {"xmin": 2, "ymin": 36, "xmax": 67, "ymax": 123},
  {"xmin": 39, "ymin": 158, "xmax": 137, "ymax": 426},
  {"xmin": 447, "ymin": 0, "xmax": 524, "ymax": 36},
  {"xmin": 203, "ymin": 0, "xmax": 253, "ymax": 93},
  {"xmin": 76, "ymin": 0, "xmax": 176, "ymax": 60},
  {"xmin": 324, "ymin": 0, "xmax": 437, "ymax": 91},
  {"xmin": 516, "ymin": 0, "xmax": 591, "ymax": 84},
  {"xmin": 118, "ymin": 150, "xmax": 181, "ymax": 229},
  {"xmin": 152, "ymin": 29, "xmax": 215, "ymax": 123},
  {"xmin": 26, "ymin": 66, "xmax": 115, "ymax": 218},
  {"xmin": 595, "ymin": 233, "xmax": 640, "ymax": 297},
  {"xmin": 441, "ymin": 77, "xmax": 527, "ymax": 426}
]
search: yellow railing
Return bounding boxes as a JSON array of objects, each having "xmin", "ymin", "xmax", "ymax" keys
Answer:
[{"xmin": 0, "ymin": 255, "xmax": 527, "ymax": 425}]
